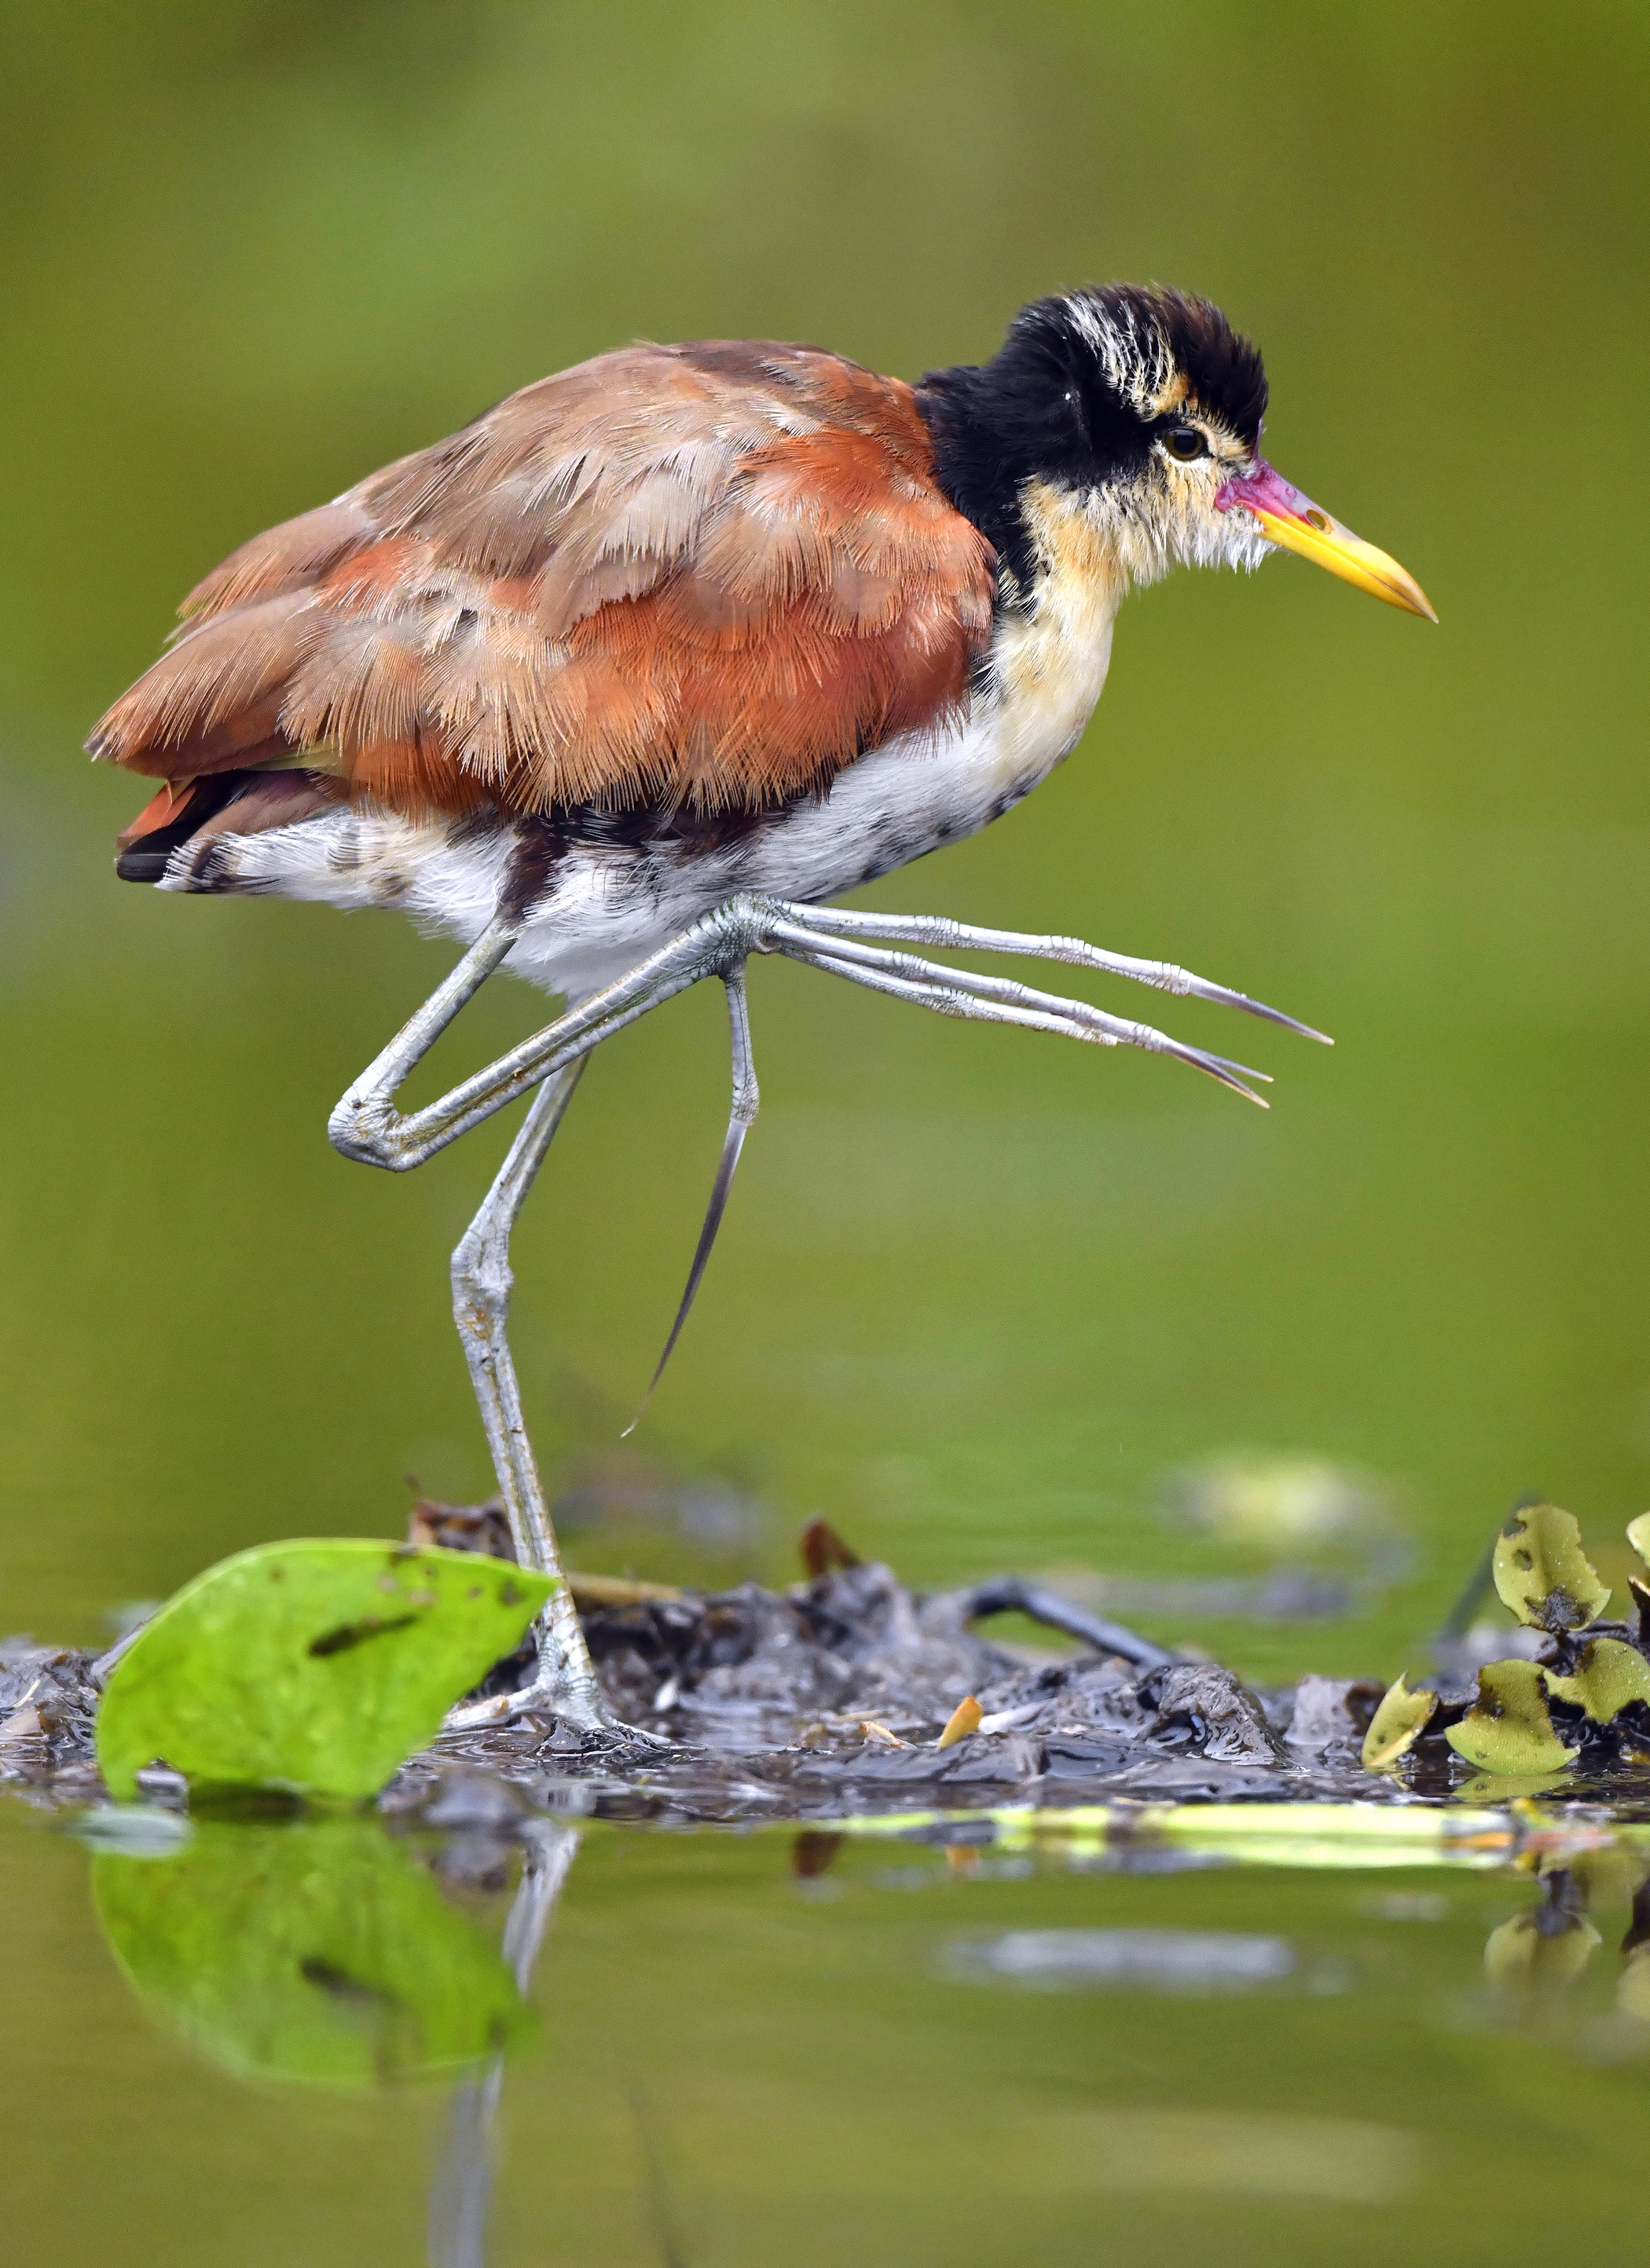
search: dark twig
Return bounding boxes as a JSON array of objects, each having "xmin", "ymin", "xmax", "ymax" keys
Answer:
[{"xmin": 964, "ymin": 1575, "xmax": 1175, "ymax": 1670}]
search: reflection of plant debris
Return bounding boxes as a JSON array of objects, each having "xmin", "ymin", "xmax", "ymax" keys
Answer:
[{"xmin": 1484, "ymin": 1866, "xmax": 1600, "ymax": 1991}]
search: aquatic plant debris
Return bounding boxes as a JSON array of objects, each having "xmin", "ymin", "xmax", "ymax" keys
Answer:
[
  {"xmin": 1360, "ymin": 1675, "xmax": 1436, "ymax": 1771},
  {"xmin": 1445, "ymin": 1659, "xmax": 1576, "ymax": 1777},
  {"xmin": 1494, "ymin": 1504, "xmax": 1612, "ymax": 1633},
  {"xmin": 96, "ymin": 1540, "xmax": 553, "ymax": 1800},
  {"xmin": 1544, "ymin": 1636, "xmax": 1650, "ymax": 1723},
  {"xmin": 13, "ymin": 1506, "xmax": 1650, "ymax": 1821}
]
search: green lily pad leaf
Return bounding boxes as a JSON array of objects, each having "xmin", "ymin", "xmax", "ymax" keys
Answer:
[
  {"xmin": 94, "ymin": 1817, "xmax": 530, "ymax": 2085},
  {"xmin": 1360, "ymin": 1675, "xmax": 1436, "ymax": 1771},
  {"xmin": 1543, "ymin": 1635, "xmax": 1650, "ymax": 1723},
  {"xmin": 1491, "ymin": 1504, "xmax": 1610, "ymax": 1634},
  {"xmin": 97, "ymin": 1539, "xmax": 552, "ymax": 1800},
  {"xmin": 1444, "ymin": 1658, "xmax": 1576, "ymax": 1777},
  {"xmin": 1627, "ymin": 1512, "xmax": 1650, "ymax": 1569}
]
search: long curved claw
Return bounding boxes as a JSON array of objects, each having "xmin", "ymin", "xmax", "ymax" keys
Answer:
[
  {"xmin": 1157, "ymin": 974, "xmax": 1331, "ymax": 1045},
  {"xmin": 625, "ymin": 966, "xmax": 759, "ymax": 1435},
  {"xmin": 622, "ymin": 1114, "xmax": 750, "ymax": 1437}
]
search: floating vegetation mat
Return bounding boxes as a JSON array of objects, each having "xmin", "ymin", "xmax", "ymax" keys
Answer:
[{"xmin": 7, "ymin": 1499, "xmax": 1650, "ymax": 1829}]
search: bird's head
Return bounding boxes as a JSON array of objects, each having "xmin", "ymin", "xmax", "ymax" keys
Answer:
[{"xmin": 917, "ymin": 284, "xmax": 1434, "ymax": 622}]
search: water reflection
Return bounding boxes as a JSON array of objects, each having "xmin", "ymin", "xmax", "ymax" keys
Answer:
[
  {"xmin": 427, "ymin": 1822, "xmax": 579, "ymax": 2268},
  {"xmin": 1477, "ymin": 1847, "xmax": 1650, "ymax": 2063},
  {"xmin": 91, "ymin": 1813, "xmax": 539, "ymax": 2087},
  {"xmin": 71, "ymin": 1800, "xmax": 1650, "ymax": 2262},
  {"xmin": 86, "ymin": 1803, "xmax": 578, "ymax": 2266}
]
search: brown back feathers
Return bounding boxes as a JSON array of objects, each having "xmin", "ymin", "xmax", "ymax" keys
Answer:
[{"xmin": 92, "ymin": 343, "xmax": 997, "ymax": 822}]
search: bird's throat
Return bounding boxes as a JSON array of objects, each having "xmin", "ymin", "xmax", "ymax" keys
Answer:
[{"xmin": 988, "ymin": 477, "xmax": 1128, "ymax": 784}]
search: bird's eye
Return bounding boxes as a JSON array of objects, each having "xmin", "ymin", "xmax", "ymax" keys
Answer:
[{"xmin": 1162, "ymin": 424, "xmax": 1208, "ymax": 462}]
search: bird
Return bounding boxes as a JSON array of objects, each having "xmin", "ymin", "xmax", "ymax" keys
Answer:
[{"xmin": 90, "ymin": 284, "xmax": 1433, "ymax": 1732}]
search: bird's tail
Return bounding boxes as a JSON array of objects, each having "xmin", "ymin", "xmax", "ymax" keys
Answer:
[{"xmin": 114, "ymin": 769, "xmax": 346, "ymax": 887}]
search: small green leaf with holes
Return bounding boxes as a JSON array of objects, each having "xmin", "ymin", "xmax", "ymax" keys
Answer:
[
  {"xmin": 1544, "ymin": 1636, "xmax": 1650, "ymax": 1723},
  {"xmin": 1445, "ymin": 1658, "xmax": 1576, "ymax": 1777},
  {"xmin": 1360, "ymin": 1675, "xmax": 1436, "ymax": 1771},
  {"xmin": 97, "ymin": 1539, "xmax": 552, "ymax": 1800},
  {"xmin": 1492, "ymin": 1504, "xmax": 1610, "ymax": 1634}
]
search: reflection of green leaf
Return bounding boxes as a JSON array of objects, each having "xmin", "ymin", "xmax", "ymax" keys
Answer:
[
  {"xmin": 1360, "ymin": 1676, "xmax": 1436, "ymax": 1771},
  {"xmin": 97, "ymin": 1540, "xmax": 552, "ymax": 1799},
  {"xmin": 1544, "ymin": 1637, "xmax": 1650, "ymax": 1723},
  {"xmin": 94, "ymin": 1818, "xmax": 530, "ymax": 2086},
  {"xmin": 1444, "ymin": 1660, "xmax": 1576, "ymax": 1776},
  {"xmin": 1628, "ymin": 1513, "xmax": 1650, "ymax": 1570},
  {"xmin": 1483, "ymin": 1908, "xmax": 1600, "ymax": 1990},
  {"xmin": 1452, "ymin": 1767, "xmax": 1576, "ymax": 1804},
  {"xmin": 1491, "ymin": 1505, "xmax": 1610, "ymax": 1634}
]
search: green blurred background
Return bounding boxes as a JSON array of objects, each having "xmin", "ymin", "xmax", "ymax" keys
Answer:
[{"xmin": 2, "ymin": 0, "xmax": 1646, "ymax": 1676}]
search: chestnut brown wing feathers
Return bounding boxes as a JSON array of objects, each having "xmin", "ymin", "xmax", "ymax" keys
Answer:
[{"xmin": 91, "ymin": 343, "xmax": 996, "ymax": 820}]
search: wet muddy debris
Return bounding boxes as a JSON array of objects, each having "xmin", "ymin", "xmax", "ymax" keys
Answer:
[{"xmin": 9, "ymin": 1497, "xmax": 1650, "ymax": 1828}]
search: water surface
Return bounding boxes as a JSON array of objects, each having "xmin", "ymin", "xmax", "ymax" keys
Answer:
[{"xmin": 5, "ymin": 1796, "xmax": 1648, "ymax": 2265}]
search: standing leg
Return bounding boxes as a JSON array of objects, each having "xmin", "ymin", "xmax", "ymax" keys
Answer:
[{"xmin": 446, "ymin": 1060, "xmax": 608, "ymax": 1727}]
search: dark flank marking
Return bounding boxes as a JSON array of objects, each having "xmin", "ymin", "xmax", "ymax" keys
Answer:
[
  {"xmin": 494, "ymin": 791, "xmax": 830, "ymax": 919},
  {"xmin": 549, "ymin": 794, "xmax": 811, "ymax": 854},
  {"xmin": 448, "ymin": 806, "xmax": 512, "ymax": 853},
  {"xmin": 499, "ymin": 1577, "xmax": 526, "ymax": 1606},
  {"xmin": 307, "ymin": 1610, "xmax": 423, "ymax": 1657},
  {"xmin": 498, "ymin": 814, "xmax": 570, "ymax": 925}
]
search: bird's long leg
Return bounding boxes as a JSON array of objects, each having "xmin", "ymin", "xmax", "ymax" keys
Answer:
[
  {"xmin": 764, "ymin": 899, "xmax": 1330, "ymax": 1045},
  {"xmin": 443, "ymin": 1060, "xmax": 610, "ymax": 1728},
  {"xmin": 332, "ymin": 905, "xmax": 767, "ymax": 1735},
  {"xmin": 625, "ymin": 963, "xmax": 759, "ymax": 1435},
  {"xmin": 330, "ymin": 902, "xmax": 759, "ymax": 1173}
]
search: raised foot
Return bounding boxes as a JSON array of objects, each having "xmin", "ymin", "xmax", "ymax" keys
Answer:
[{"xmin": 759, "ymin": 898, "xmax": 1329, "ymax": 1107}]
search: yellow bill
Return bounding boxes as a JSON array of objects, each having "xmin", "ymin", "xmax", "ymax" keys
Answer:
[{"xmin": 1218, "ymin": 460, "xmax": 1436, "ymax": 622}]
